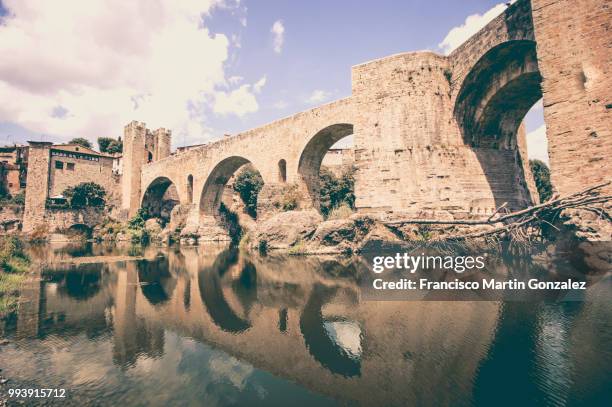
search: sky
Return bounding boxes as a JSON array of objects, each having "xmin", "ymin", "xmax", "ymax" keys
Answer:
[{"xmin": 0, "ymin": 0, "xmax": 547, "ymax": 163}]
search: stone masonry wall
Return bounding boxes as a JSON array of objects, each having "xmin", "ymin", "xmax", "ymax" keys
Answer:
[{"xmin": 531, "ymin": 0, "xmax": 611, "ymax": 196}]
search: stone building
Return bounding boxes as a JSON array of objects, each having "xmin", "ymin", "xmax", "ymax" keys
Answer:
[
  {"xmin": 21, "ymin": 142, "xmax": 121, "ymax": 233},
  {"xmin": 0, "ymin": 145, "xmax": 28, "ymax": 196}
]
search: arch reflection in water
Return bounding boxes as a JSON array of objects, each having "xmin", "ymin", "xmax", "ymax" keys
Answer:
[
  {"xmin": 198, "ymin": 248, "xmax": 256, "ymax": 334},
  {"xmin": 137, "ymin": 255, "xmax": 177, "ymax": 306},
  {"xmin": 300, "ymin": 284, "xmax": 363, "ymax": 377}
]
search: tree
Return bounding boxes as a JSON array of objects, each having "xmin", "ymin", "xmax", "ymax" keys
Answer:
[
  {"xmin": 233, "ymin": 166, "xmax": 264, "ymax": 218},
  {"xmin": 68, "ymin": 137, "xmax": 92, "ymax": 149},
  {"xmin": 98, "ymin": 137, "xmax": 123, "ymax": 154},
  {"xmin": 319, "ymin": 166, "xmax": 355, "ymax": 217},
  {"xmin": 63, "ymin": 182, "xmax": 106, "ymax": 208},
  {"xmin": 529, "ymin": 159, "xmax": 553, "ymax": 202}
]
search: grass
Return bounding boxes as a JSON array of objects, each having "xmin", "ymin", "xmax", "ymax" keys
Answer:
[
  {"xmin": 287, "ymin": 239, "xmax": 307, "ymax": 255},
  {"xmin": 326, "ymin": 203, "xmax": 354, "ymax": 220},
  {"xmin": 0, "ymin": 235, "xmax": 31, "ymax": 315}
]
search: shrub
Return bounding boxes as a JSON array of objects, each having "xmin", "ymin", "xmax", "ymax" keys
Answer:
[
  {"xmin": 319, "ymin": 166, "xmax": 355, "ymax": 218},
  {"xmin": 63, "ymin": 182, "xmax": 107, "ymax": 208},
  {"xmin": 327, "ymin": 203, "xmax": 354, "ymax": 220},
  {"xmin": 529, "ymin": 159, "xmax": 553, "ymax": 202},
  {"xmin": 233, "ymin": 166, "xmax": 264, "ymax": 218},
  {"xmin": 128, "ymin": 208, "xmax": 150, "ymax": 229},
  {"xmin": 219, "ymin": 203, "xmax": 242, "ymax": 244},
  {"xmin": 11, "ymin": 192, "xmax": 25, "ymax": 206},
  {"xmin": 274, "ymin": 184, "xmax": 302, "ymax": 211},
  {"xmin": 0, "ymin": 236, "xmax": 30, "ymax": 274},
  {"xmin": 125, "ymin": 208, "xmax": 151, "ymax": 243}
]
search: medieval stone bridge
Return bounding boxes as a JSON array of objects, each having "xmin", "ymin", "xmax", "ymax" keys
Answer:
[{"xmin": 125, "ymin": 0, "xmax": 609, "ymax": 236}]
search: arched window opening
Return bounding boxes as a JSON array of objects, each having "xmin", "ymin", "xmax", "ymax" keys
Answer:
[
  {"xmin": 278, "ymin": 159, "xmax": 287, "ymax": 183},
  {"xmin": 187, "ymin": 174, "xmax": 194, "ymax": 203}
]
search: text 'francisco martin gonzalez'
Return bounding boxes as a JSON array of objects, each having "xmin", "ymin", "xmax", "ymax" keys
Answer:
[{"xmin": 372, "ymin": 278, "xmax": 587, "ymax": 291}]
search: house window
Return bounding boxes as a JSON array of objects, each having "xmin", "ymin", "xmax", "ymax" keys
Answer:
[
  {"xmin": 55, "ymin": 161, "xmax": 64, "ymax": 169},
  {"xmin": 67, "ymin": 163, "xmax": 75, "ymax": 170}
]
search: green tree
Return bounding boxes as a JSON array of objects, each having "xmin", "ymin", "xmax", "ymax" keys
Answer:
[
  {"xmin": 68, "ymin": 137, "xmax": 92, "ymax": 149},
  {"xmin": 233, "ymin": 166, "xmax": 264, "ymax": 218},
  {"xmin": 98, "ymin": 137, "xmax": 122, "ymax": 154},
  {"xmin": 319, "ymin": 166, "xmax": 355, "ymax": 218},
  {"xmin": 63, "ymin": 182, "xmax": 106, "ymax": 208},
  {"xmin": 529, "ymin": 159, "xmax": 553, "ymax": 202}
]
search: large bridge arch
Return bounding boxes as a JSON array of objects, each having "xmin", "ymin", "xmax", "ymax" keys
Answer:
[
  {"xmin": 141, "ymin": 176, "xmax": 183, "ymax": 221},
  {"xmin": 454, "ymin": 39, "xmax": 543, "ymax": 209},
  {"xmin": 454, "ymin": 40, "xmax": 542, "ymax": 149},
  {"xmin": 298, "ymin": 123, "xmax": 354, "ymax": 209},
  {"xmin": 199, "ymin": 155, "xmax": 262, "ymax": 218}
]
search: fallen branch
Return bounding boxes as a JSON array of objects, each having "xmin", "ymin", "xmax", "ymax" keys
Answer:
[{"xmin": 384, "ymin": 181, "xmax": 611, "ymax": 241}]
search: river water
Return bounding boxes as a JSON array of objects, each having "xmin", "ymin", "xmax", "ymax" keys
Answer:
[{"xmin": 0, "ymin": 242, "xmax": 610, "ymax": 406}]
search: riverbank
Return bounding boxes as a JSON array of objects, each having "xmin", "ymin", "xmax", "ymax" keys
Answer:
[{"xmin": 0, "ymin": 236, "xmax": 32, "ymax": 317}]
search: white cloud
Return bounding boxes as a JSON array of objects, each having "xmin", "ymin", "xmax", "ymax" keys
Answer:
[
  {"xmin": 0, "ymin": 0, "xmax": 256, "ymax": 147},
  {"xmin": 526, "ymin": 124, "xmax": 549, "ymax": 165},
  {"xmin": 214, "ymin": 84, "xmax": 259, "ymax": 117},
  {"xmin": 271, "ymin": 20, "xmax": 285, "ymax": 54},
  {"xmin": 227, "ymin": 75, "xmax": 244, "ymax": 85},
  {"xmin": 438, "ymin": 1, "xmax": 516, "ymax": 55},
  {"xmin": 253, "ymin": 76, "xmax": 266, "ymax": 93},
  {"xmin": 306, "ymin": 89, "xmax": 331, "ymax": 104}
]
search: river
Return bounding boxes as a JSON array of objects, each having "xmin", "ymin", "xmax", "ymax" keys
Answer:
[{"xmin": 0, "ymin": 242, "xmax": 610, "ymax": 406}]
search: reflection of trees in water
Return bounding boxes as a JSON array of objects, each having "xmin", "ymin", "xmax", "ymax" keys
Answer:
[
  {"xmin": 43, "ymin": 263, "xmax": 104, "ymax": 301},
  {"xmin": 300, "ymin": 284, "xmax": 363, "ymax": 377},
  {"xmin": 198, "ymin": 248, "xmax": 258, "ymax": 334},
  {"xmin": 137, "ymin": 256, "xmax": 176, "ymax": 306}
]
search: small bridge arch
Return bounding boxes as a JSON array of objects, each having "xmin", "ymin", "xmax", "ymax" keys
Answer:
[{"xmin": 298, "ymin": 123, "xmax": 354, "ymax": 209}]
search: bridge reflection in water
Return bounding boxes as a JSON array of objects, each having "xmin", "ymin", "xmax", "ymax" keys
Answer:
[{"xmin": 3, "ymin": 244, "xmax": 610, "ymax": 406}]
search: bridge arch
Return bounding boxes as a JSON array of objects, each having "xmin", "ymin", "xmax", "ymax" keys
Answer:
[
  {"xmin": 454, "ymin": 40, "xmax": 542, "ymax": 149},
  {"xmin": 141, "ymin": 176, "xmax": 181, "ymax": 221},
  {"xmin": 66, "ymin": 223, "xmax": 93, "ymax": 239},
  {"xmin": 298, "ymin": 123, "xmax": 354, "ymax": 208},
  {"xmin": 454, "ymin": 39, "xmax": 544, "ymax": 209},
  {"xmin": 199, "ymin": 156, "xmax": 263, "ymax": 218}
]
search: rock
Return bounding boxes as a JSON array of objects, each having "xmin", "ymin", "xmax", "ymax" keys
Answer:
[
  {"xmin": 255, "ymin": 210, "xmax": 322, "ymax": 249},
  {"xmin": 311, "ymin": 219, "xmax": 359, "ymax": 246},
  {"xmin": 144, "ymin": 218, "xmax": 163, "ymax": 234}
]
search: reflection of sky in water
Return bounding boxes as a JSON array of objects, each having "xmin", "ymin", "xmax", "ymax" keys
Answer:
[{"xmin": 323, "ymin": 320, "xmax": 362, "ymax": 359}]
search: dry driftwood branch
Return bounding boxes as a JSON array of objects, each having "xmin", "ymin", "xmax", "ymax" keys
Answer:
[{"xmin": 384, "ymin": 181, "xmax": 611, "ymax": 241}]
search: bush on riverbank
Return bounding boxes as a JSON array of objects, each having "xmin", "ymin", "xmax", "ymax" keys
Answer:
[
  {"xmin": 233, "ymin": 166, "xmax": 264, "ymax": 218},
  {"xmin": 0, "ymin": 236, "xmax": 30, "ymax": 315},
  {"xmin": 320, "ymin": 167, "xmax": 355, "ymax": 218}
]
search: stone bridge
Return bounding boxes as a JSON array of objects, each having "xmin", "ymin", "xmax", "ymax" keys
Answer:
[{"xmin": 121, "ymin": 0, "xmax": 610, "ymax": 237}]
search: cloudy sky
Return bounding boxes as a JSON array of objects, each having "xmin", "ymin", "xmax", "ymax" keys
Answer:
[{"xmin": 0, "ymin": 0, "xmax": 547, "ymax": 162}]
